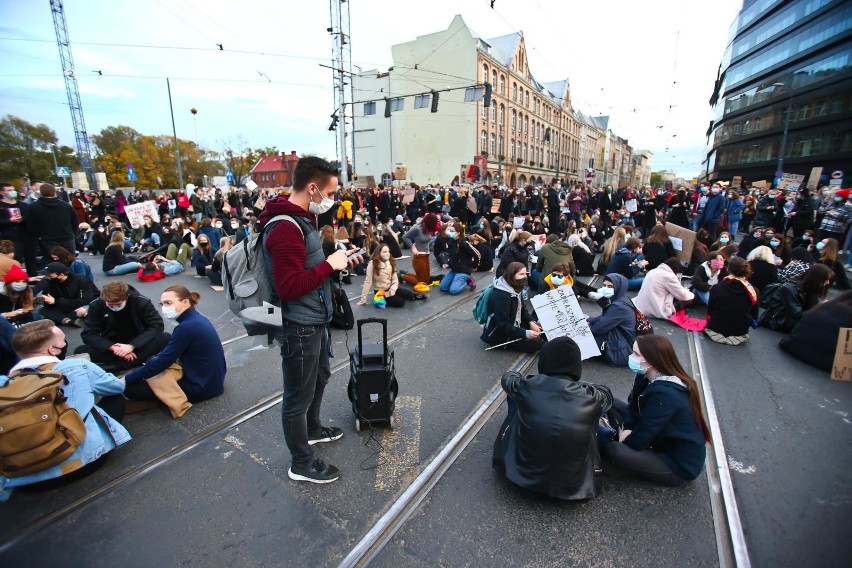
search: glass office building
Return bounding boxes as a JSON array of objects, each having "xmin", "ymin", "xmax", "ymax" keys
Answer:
[{"xmin": 705, "ymin": 0, "xmax": 852, "ymax": 186}]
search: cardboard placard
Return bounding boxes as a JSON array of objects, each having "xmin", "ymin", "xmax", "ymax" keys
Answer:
[
  {"xmin": 533, "ymin": 234, "xmax": 547, "ymax": 250},
  {"xmin": 401, "ymin": 187, "xmax": 415, "ymax": 205},
  {"xmin": 665, "ymin": 223, "xmax": 696, "ymax": 263},
  {"xmin": 807, "ymin": 167, "xmax": 823, "ymax": 190},
  {"xmin": 125, "ymin": 200, "xmax": 160, "ymax": 226},
  {"xmin": 530, "ymin": 287, "xmax": 601, "ymax": 360},
  {"xmin": 491, "ymin": 197, "xmax": 501, "ymax": 214},
  {"xmin": 625, "ymin": 198, "xmax": 638, "ymax": 213},
  {"xmin": 731, "ymin": 176, "xmax": 742, "ymax": 189},
  {"xmin": 751, "ymin": 180, "xmax": 768, "ymax": 190},
  {"xmin": 776, "ymin": 173, "xmax": 805, "ymax": 191},
  {"xmin": 831, "ymin": 328, "xmax": 852, "ymax": 381}
]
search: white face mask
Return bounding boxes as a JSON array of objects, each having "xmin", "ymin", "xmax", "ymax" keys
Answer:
[
  {"xmin": 162, "ymin": 306, "xmax": 179, "ymax": 320},
  {"xmin": 599, "ymin": 286, "xmax": 615, "ymax": 298},
  {"xmin": 214, "ymin": 222, "xmax": 223, "ymax": 228},
  {"xmin": 550, "ymin": 275, "xmax": 565, "ymax": 286},
  {"xmin": 10, "ymin": 282, "xmax": 28, "ymax": 292},
  {"xmin": 309, "ymin": 189, "xmax": 335, "ymax": 215}
]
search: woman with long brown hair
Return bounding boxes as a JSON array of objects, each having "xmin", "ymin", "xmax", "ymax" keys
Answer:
[
  {"xmin": 816, "ymin": 238, "xmax": 850, "ymax": 290},
  {"xmin": 600, "ymin": 335, "xmax": 711, "ymax": 486},
  {"xmin": 403, "ymin": 212, "xmax": 440, "ymax": 285},
  {"xmin": 356, "ymin": 244, "xmax": 423, "ymax": 308},
  {"xmin": 598, "ymin": 226, "xmax": 627, "ymax": 274}
]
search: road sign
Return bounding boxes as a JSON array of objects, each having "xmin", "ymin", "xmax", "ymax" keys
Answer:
[
  {"xmin": 585, "ymin": 172, "xmax": 593, "ymax": 184},
  {"xmin": 831, "ymin": 170, "xmax": 843, "ymax": 179},
  {"xmin": 56, "ymin": 166, "xmax": 71, "ymax": 177},
  {"xmin": 226, "ymin": 169, "xmax": 235, "ymax": 184},
  {"xmin": 126, "ymin": 163, "xmax": 137, "ymax": 182}
]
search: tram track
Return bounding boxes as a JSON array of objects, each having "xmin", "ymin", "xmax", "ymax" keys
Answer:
[{"xmin": 0, "ymin": 285, "xmax": 485, "ymax": 554}]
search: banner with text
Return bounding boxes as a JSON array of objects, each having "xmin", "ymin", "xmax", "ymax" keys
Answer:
[
  {"xmin": 530, "ymin": 287, "xmax": 600, "ymax": 359},
  {"xmin": 125, "ymin": 200, "xmax": 160, "ymax": 226}
]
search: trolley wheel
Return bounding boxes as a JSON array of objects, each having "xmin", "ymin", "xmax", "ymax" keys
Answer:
[
  {"xmin": 355, "ymin": 418, "xmax": 361, "ymax": 432},
  {"xmin": 388, "ymin": 415, "xmax": 395, "ymax": 430}
]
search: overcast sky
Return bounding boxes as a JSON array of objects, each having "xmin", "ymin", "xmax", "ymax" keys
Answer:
[{"xmin": 1, "ymin": 0, "xmax": 743, "ymax": 179}]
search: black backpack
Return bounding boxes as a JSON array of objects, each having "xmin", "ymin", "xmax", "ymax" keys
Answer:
[{"xmin": 329, "ymin": 281, "xmax": 354, "ymax": 330}]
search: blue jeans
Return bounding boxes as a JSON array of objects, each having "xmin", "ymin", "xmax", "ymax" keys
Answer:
[
  {"xmin": 691, "ymin": 288, "xmax": 710, "ymax": 305},
  {"xmin": 628, "ymin": 276, "xmax": 645, "ymax": 291},
  {"xmin": 530, "ymin": 269, "xmax": 543, "ymax": 292},
  {"xmin": 439, "ymin": 271, "xmax": 470, "ymax": 295},
  {"xmin": 728, "ymin": 220, "xmax": 739, "ymax": 238},
  {"xmin": 104, "ymin": 261, "xmax": 139, "ymax": 276},
  {"xmin": 194, "ymin": 212, "xmax": 203, "ymax": 223},
  {"xmin": 144, "ymin": 234, "xmax": 161, "ymax": 247},
  {"xmin": 278, "ymin": 321, "xmax": 331, "ymax": 469}
]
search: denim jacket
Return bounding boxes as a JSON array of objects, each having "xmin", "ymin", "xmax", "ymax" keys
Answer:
[{"xmin": 0, "ymin": 356, "xmax": 131, "ymax": 501}]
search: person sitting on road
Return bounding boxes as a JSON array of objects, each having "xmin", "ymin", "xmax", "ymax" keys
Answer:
[
  {"xmin": 469, "ymin": 233, "xmax": 493, "ymax": 272},
  {"xmin": 75, "ymin": 281, "xmax": 170, "ymax": 372},
  {"xmin": 123, "ymin": 285, "xmax": 226, "ymax": 403},
  {"xmin": 599, "ymin": 335, "xmax": 710, "ymax": 487},
  {"xmin": 495, "ymin": 231, "xmax": 532, "ymax": 279},
  {"xmin": 705, "ymin": 257, "xmax": 759, "ymax": 346},
  {"xmin": 36, "ymin": 262, "xmax": 98, "ymax": 327},
  {"xmin": 534, "ymin": 233, "xmax": 575, "ymax": 292},
  {"xmin": 102, "ymin": 231, "xmax": 142, "ymax": 276},
  {"xmin": 605, "ymin": 237, "xmax": 647, "ymax": 291},
  {"xmin": 588, "ymin": 273, "xmax": 637, "ymax": 367},
  {"xmin": 493, "ymin": 336, "xmax": 613, "ymax": 500},
  {"xmin": 642, "ymin": 225, "xmax": 676, "ymax": 271},
  {"xmin": 480, "ymin": 262, "xmax": 544, "ymax": 353},
  {"xmin": 777, "ymin": 247, "xmax": 812, "ymax": 284},
  {"xmin": 759, "ymin": 264, "xmax": 833, "ymax": 333},
  {"xmin": 780, "ymin": 290, "xmax": 852, "ymax": 371},
  {"xmin": 0, "ymin": 320, "xmax": 129, "ymax": 497},
  {"xmin": 439, "ymin": 223, "xmax": 481, "ymax": 295},
  {"xmin": 0, "ymin": 265, "xmax": 40, "ymax": 326},
  {"xmin": 567, "ymin": 233, "xmax": 596, "ymax": 277},
  {"xmin": 541, "ymin": 263, "xmax": 573, "ymax": 291},
  {"xmin": 357, "ymin": 244, "xmax": 425, "ymax": 308},
  {"xmin": 690, "ymin": 251, "xmax": 727, "ymax": 305},
  {"xmin": 0, "ymin": 240, "xmax": 21, "ymax": 283},
  {"xmin": 633, "ymin": 258, "xmax": 695, "ymax": 319},
  {"xmin": 191, "ymin": 234, "xmax": 214, "ymax": 278},
  {"xmin": 49, "ymin": 246, "xmax": 94, "ymax": 283},
  {"xmin": 402, "ymin": 212, "xmax": 440, "ymax": 285},
  {"xmin": 746, "ymin": 245, "xmax": 779, "ymax": 295},
  {"xmin": 816, "ymin": 238, "xmax": 851, "ymax": 290},
  {"xmin": 206, "ymin": 236, "xmax": 232, "ymax": 287},
  {"xmin": 137, "ymin": 254, "xmax": 187, "ymax": 281}
]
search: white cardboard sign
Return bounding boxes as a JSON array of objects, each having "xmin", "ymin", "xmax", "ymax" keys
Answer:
[
  {"xmin": 531, "ymin": 287, "xmax": 601, "ymax": 360},
  {"xmin": 124, "ymin": 200, "xmax": 160, "ymax": 226}
]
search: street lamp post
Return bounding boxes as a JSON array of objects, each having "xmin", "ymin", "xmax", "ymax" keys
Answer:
[
  {"xmin": 776, "ymin": 95, "xmax": 793, "ymax": 179},
  {"xmin": 166, "ymin": 78, "xmax": 185, "ymax": 190}
]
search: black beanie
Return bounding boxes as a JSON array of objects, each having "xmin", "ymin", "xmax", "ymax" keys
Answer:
[{"xmin": 537, "ymin": 336, "xmax": 583, "ymax": 380}]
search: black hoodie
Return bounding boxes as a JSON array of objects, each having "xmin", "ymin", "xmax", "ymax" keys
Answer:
[{"xmin": 26, "ymin": 196, "xmax": 78, "ymax": 242}]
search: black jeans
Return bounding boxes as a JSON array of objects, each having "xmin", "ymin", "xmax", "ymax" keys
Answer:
[
  {"xmin": 278, "ymin": 321, "xmax": 331, "ymax": 469},
  {"xmin": 74, "ymin": 332, "xmax": 171, "ymax": 372}
]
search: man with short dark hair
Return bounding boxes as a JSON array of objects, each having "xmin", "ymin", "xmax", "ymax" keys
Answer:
[
  {"xmin": 260, "ymin": 156, "xmax": 355, "ymax": 484},
  {"xmin": 26, "ymin": 182, "xmax": 78, "ymax": 257},
  {"xmin": 75, "ymin": 281, "xmax": 170, "ymax": 372},
  {"xmin": 36, "ymin": 262, "xmax": 98, "ymax": 326}
]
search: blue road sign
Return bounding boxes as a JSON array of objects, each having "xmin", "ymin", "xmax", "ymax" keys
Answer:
[
  {"xmin": 226, "ymin": 169, "xmax": 235, "ymax": 183},
  {"xmin": 56, "ymin": 166, "xmax": 71, "ymax": 177}
]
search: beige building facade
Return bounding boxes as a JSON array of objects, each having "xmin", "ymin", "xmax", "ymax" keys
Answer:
[{"xmin": 352, "ymin": 15, "xmax": 645, "ymax": 188}]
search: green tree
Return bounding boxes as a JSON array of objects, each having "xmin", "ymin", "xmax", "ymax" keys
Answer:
[
  {"xmin": 650, "ymin": 172, "xmax": 664, "ymax": 188},
  {"xmin": 0, "ymin": 115, "xmax": 62, "ymax": 184}
]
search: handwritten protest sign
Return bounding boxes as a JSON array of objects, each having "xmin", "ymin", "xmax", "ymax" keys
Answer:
[
  {"xmin": 531, "ymin": 287, "xmax": 600, "ymax": 359},
  {"xmin": 124, "ymin": 200, "xmax": 160, "ymax": 226},
  {"xmin": 665, "ymin": 223, "xmax": 696, "ymax": 264},
  {"xmin": 401, "ymin": 187, "xmax": 415, "ymax": 205},
  {"xmin": 625, "ymin": 199, "xmax": 638, "ymax": 213}
]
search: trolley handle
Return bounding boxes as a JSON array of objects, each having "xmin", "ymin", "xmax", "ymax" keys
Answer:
[{"xmin": 356, "ymin": 317, "xmax": 388, "ymax": 365}]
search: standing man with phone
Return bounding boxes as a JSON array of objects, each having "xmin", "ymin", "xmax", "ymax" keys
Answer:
[
  {"xmin": 259, "ymin": 157, "xmax": 355, "ymax": 484},
  {"xmin": 0, "ymin": 182, "xmax": 38, "ymax": 274}
]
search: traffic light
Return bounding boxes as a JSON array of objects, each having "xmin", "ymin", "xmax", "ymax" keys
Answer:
[
  {"xmin": 384, "ymin": 97, "xmax": 391, "ymax": 118},
  {"xmin": 431, "ymin": 91, "xmax": 439, "ymax": 113},
  {"xmin": 483, "ymin": 83, "xmax": 492, "ymax": 107}
]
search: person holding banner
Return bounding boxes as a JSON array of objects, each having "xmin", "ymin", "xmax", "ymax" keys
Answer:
[{"xmin": 480, "ymin": 262, "xmax": 543, "ymax": 353}]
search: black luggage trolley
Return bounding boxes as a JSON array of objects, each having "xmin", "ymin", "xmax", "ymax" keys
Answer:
[{"xmin": 347, "ymin": 318, "xmax": 398, "ymax": 432}]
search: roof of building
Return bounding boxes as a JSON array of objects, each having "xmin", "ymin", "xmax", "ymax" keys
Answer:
[
  {"xmin": 251, "ymin": 154, "xmax": 298, "ymax": 174},
  {"xmin": 482, "ymin": 32, "xmax": 521, "ymax": 67}
]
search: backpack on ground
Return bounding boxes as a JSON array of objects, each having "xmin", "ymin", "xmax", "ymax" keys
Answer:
[
  {"xmin": 472, "ymin": 284, "xmax": 495, "ymax": 325},
  {"xmin": 0, "ymin": 364, "xmax": 87, "ymax": 478},
  {"xmin": 222, "ymin": 214, "xmax": 300, "ymax": 336}
]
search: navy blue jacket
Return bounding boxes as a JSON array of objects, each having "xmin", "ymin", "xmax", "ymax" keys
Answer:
[
  {"xmin": 605, "ymin": 247, "xmax": 639, "ymax": 279},
  {"xmin": 697, "ymin": 193, "xmax": 725, "ymax": 225},
  {"xmin": 125, "ymin": 307, "xmax": 226, "ymax": 400},
  {"xmin": 588, "ymin": 273, "xmax": 636, "ymax": 367},
  {"xmin": 626, "ymin": 374, "xmax": 706, "ymax": 480}
]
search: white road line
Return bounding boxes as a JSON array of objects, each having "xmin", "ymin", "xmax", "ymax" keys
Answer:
[
  {"xmin": 690, "ymin": 332, "xmax": 752, "ymax": 568},
  {"xmin": 375, "ymin": 396, "xmax": 422, "ymax": 491}
]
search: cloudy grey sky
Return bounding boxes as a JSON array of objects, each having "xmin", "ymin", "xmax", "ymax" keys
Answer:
[{"xmin": 0, "ymin": 0, "xmax": 742, "ymax": 178}]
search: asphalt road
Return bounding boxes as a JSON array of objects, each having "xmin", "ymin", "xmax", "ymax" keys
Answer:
[{"xmin": 0, "ymin": 252, "xmax": 849, "ymax": 567}]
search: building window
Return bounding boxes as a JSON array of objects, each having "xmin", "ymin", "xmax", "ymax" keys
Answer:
[
  {"xmin": 413, "ymin": 94, "xmax": 431, "ymax": 109},
  {"xmin": 524, "ymin": 116, "xmax": 529, "ymax": 134},
  {"xmin": 510, "ymin": 139, "xmax": 515, "ymax": 158},
  {"xmin": 492, "ymin": 70, "xmax": 497, "ymax": 90},
  {"xmin": 499, "ymin": 104, "xmax": 505, "ymax": 126},
  {"xmin": 481, "ymin": 130, "xmax": 487, "ymax": 153},
  {"xmin": 511, "ymin": 109, "xmax": 517, "ymax": 129},
  {"xmin": 482, "ymin": 102, "xmax": 487, "ymax": 120},
  {"xmin": 390, "ymin": 98, "xmax": 404, "ymax": 112},
  {"xmin": 491, "ymin": 105, "xmax": 496, "ymax": 123},
  {"xmin": 482, "ymin": 64, "xmax": 489, "ymax": 83},
  {"xmin": 498, "ymin": 134, "xmax": 504, "ymax": 156},
  {"xmin": 364, "ymin": 102, "xmax": 376, "ymax": 115},
  {"xmin": 513, "ymin": 82, "xmax": 517, "ymax": 102},
  {"xmin": 499, "ymin": 75, "xmax": 505, "ymax": 95},
  {"xmin": 523, "ymin": 143, "xmax": 528, "ymax": 160},
  {"xmin": 490, "ymin": 133, "xmax": 496, "ymax": 155},
  {"xmin": 525, "ymin": 91, "xmax": 529, "ymax": 107}
]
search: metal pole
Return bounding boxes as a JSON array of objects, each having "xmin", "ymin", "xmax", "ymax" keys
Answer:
[
  {"xmin": 167, "ymin": 78, "xmax": 185, "ymax": 190},
  {"xmin": 776, "ymin": 94, "xmax": 793, "ymax": 178}
]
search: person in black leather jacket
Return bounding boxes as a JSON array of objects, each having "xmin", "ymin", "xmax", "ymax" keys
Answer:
[{"xmin": 493, "ymin": 336, "xmax": 613, "ymax": 500}]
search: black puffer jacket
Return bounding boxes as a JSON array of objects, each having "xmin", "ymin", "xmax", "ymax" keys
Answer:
[
  {"xmin": 81, "ymin": 286, "xmax": 165, "ymax": 351},
  {"xmin": 493, "ymin": 337, "xmax": 613, "ymax": 500}
]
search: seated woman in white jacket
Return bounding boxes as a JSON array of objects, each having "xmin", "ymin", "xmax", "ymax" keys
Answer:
[{"xmin": 632, "ymin": 258, "xmax": 695, "ymax": 319}]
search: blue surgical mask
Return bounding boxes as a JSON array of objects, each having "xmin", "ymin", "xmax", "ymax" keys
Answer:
[
  {"xmin": 802, "ymin": 235, "xmax": 810, "ymax": 241},
  {"xmin": 6, "ymin": 191, "xmax": 17, "ymax": 200},
  {"xmin": 770, "ymin": 240, "xmax": 780, "ymax": 248},
  {"xmin": 599, "ymin": 286, "xmax": 615, "ymax": 298},
  {"xmin": 720, "ymin": 237, "xmax": 729, "ymax": 244},
  {"xmin": 816, "ymin": 241, "xmax": 825, "ymax": 251},
  {"xmin": 628, "ymin": 355, "xmax": 646, "ymax": 375},
  {"xmin": 107, "ymin": 302, "xmax": 127, "ymax": 312},
  {"xmin": 447, "ymin": 231, "xmax": 457, "ymax": 239},
  {"xmin": 834, "ymin": 196, "xmax": 843, "ymax": 203}
]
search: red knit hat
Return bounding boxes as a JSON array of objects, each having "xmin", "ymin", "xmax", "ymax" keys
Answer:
[
  {"xmin": 4, "ymin": 265, "xmax": 28, "ymax": 284},
  {"xmin": 836, "ymin": 189, "xmax": 850, "ymax": 200}
]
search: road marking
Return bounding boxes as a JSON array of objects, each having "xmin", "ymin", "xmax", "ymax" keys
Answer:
[
  {"xmin": 375, "ymin": 396, "xmax": 422, "ymax": 491},
  {"xmin": 727, "ymin": 456, "xmax": 757, "ymax": 475}
]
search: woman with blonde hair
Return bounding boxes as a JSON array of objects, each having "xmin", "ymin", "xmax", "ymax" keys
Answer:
[
  {"xmin": 102, "ymin": 231, "xmax": 142, "ymax": 276},
  {"xmin": 598, "ymin": 227, "xmax": 628, "ymax": 274},
  {"xmin": 746, "ymin": 245, "xmax": 779, "ymax": 294},
  {"xmin": 816, "ymin": 238, "xmax": 850, "ymax": 290},
  {"xmin": 207, "ymin": 236, "xmax": 233, "ymax": 287}
]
